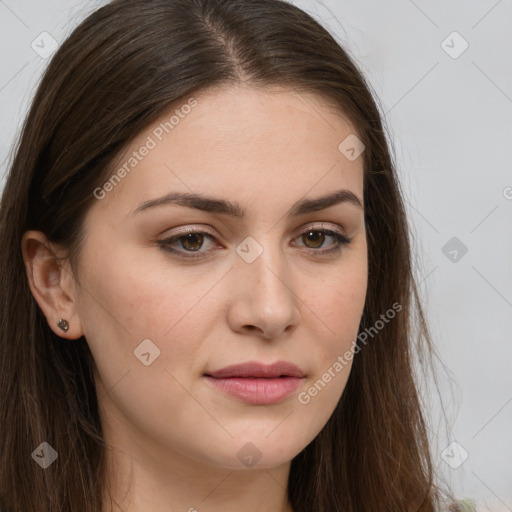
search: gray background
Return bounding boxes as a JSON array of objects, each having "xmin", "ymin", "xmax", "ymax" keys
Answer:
[{"xmin": 1, "ymin": 0, "xmax": 511, "ymax": 509}]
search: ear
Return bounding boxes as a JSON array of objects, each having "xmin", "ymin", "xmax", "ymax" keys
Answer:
[{"xmin": 21, "ymin": 230, "xmax": 84, "ymax": 340}]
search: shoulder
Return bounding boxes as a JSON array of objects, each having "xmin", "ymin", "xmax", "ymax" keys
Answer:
[
  {"xmin": 450, "ymin": 499, "xmax": 512, "ymax": 512},
  {"xmin": 451, "ymin": 499, "xmax": 478, "ymax": 512}
]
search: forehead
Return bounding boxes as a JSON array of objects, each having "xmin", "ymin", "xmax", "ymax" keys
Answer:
[{"xmin": 91, "ymin": 84, "xmax": 364, "ymax": 220}]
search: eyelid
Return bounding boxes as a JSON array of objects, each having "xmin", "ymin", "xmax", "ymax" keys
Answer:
[
  {"xmin": 157, "ymin": 222, "xmax": 351, "ymax": 259},
  {"xmin": 161, "ymin": 222, "xmax": 347, "ymax": 240},
  {"xmin": 161, "ymin": 224, "xmax": 217, "ymax": 237},
  {"xmin": 293, "ymin": 221, "xmax": 346, "ymax": 238}
]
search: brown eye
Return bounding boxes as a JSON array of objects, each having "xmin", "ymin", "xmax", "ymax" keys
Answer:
[
  {"xmin": 180, "ymin": 232, "xmax": 204, "ymax": 251},
  {"xmin": 293, "ymin": 227, "xmax": 352, "ymax": 256},
  {"xmin": 158, "ymin": 230, "xmax": 218, "ymax": 259},
  {"xmin": 301, "ymin": 230, "xmax": 325, "ymax": 249},
  {"xmin": 159, "ymin": 226, "xmax": 351, "ymax": 260}
]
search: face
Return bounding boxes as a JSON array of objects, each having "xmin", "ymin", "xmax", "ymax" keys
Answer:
[{"xmin": 69, "ymin": 84, "xmax": 367, "ymax": 471}]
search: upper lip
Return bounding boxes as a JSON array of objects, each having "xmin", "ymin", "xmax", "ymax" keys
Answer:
[{"xmin": 205, "ymin": 361, "xmax": 305, "ymax": 378}]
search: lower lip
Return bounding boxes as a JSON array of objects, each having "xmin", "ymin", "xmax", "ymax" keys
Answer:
[{"xmin": 203, "ymin": 376, "xmax": 303, "ymax": 405}]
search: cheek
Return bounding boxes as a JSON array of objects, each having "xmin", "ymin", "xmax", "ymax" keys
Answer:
[
  {"xmin": 297, "ymin": 260, "xmax": 367, "ymax": 411},
  {"xmin": 76, "ymin": 247, "xmax": 225, "ymax": 382},
  {"xmin": 76, "ymin": 250, "xmax": 216, "ymax": 428},
  {"xmin": 308, "ymin": 263, "xmax": 367, "ymax": 349}
]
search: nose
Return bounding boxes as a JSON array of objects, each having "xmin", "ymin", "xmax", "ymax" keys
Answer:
[{"xmin": 226, "ymin": 240, "xmax": 301, "ymax": 340}]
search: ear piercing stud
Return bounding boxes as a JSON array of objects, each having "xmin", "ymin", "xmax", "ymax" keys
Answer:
[{"xmin": 57, "ymin": 318, "xmax": 69, "ymax": 332}]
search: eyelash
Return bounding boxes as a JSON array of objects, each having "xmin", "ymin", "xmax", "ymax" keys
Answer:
[{"xmin": 157, "ymin": 225, "xmax": 352, "ymax": 260}]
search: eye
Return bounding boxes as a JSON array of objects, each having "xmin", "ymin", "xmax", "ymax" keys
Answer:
[
  {"xmin": 158, "ymin": 225, "xmax": 352, "ymax": 259},
  {"xmin": 158, "ymin": 230, "xmax": 218, "ymax": 259},
  {"xmin": 292, "ymin": 226, "xmax": 352, "ymax": 256}
]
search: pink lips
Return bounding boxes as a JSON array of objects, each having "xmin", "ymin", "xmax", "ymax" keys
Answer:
[{"xmin": 204, "ymin": 361, "xmax": 305, "ymax": 405}]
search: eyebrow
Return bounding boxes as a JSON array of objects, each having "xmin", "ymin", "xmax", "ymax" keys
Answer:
[{"xmin": 130, "ymin": 188, "xmax": 363, "ymax": 218}]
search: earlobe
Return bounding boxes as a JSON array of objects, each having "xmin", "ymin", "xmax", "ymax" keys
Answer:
[{"xmin": 20, "ymin": 230, "xmax": 84, "ymax": 340}]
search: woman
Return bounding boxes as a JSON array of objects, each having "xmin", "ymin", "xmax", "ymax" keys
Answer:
[{"xmin": 0, "ymin": 0, "xmax": 469, "ymax": 510}]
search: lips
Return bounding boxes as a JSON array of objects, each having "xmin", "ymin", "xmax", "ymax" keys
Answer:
[
  {"xmin": 204, "ymin": 361, "xmax": 305, "ymax": 379},
  {"xmin": 203, "ymin": 361, "xmax": 306, "ymax": 405}
]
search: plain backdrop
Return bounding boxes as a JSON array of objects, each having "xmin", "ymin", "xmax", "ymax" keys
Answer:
[{"xmin": 1, "ymin": 0, "xmax": 511, "ymax": 509}]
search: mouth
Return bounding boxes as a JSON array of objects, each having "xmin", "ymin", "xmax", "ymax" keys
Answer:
[
  {"xmin": 204, "ymin": 360, "xmax": 305, "ymax": 379},
  {"xmin": 203, "ymin": 361, "xmax": 305, "ymax": 405}
]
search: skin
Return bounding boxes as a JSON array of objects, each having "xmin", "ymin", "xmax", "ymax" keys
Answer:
[{"xmin": 22, "ymin": 84, "xmax": 368, "ymax": 512}]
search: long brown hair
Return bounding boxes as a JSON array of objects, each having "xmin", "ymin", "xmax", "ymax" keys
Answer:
[{"xmin": 0, "ymin": 0, "xmax": 460, "ymax": 510}]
